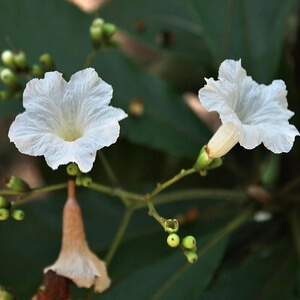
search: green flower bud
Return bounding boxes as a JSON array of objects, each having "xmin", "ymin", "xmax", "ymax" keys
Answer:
[
  {"xmin": 0, "ymin": 196, "xmax": 10, "ymax": 209},
  {"xmin": 81, "ymin": 176, "xmax": 92, "ymax": 187},
  {"xmin": 1, "ymin": 50, "xmax": 15, "ymax": 69},
  {"xmin": 66, "ymin": 163, "xmax": 80, "ymax": 176},
  {"xmin": 184, "ymin": 250, "xmax": 198, "ymax": 264},
  {"xmin": 0, "ymin": 90, "xmax": 13, "ymax": 101},
  {"xmin": 31, "ymin": 64, "xmax": 44, "ymax": 77},
  {"xmin": 0, "ymin": 208, "xmax": 10, "ymax": 221},
  {"xmin": 0, "ymin": 68, "xmax": 18, "ymax": 88},
  {"xmin": 181, "ymin": 235, "xmax": 196, "ymax": 249},
  {"xmin": 92, "ymin": 18, "xmax": 104, "ymax": 27},
  {"xmin": 6, "ymin": 176, "xmax": 30, "ymax": 192},
  {"xmin": 90, "ymin": 25, "xmax": 103, "ymax": 42},
  {"xmin": 103, "ymin": 23, "xmax": 117, "ymax": 38},
  {"xmin": 0, "ymin": 290, "xmax": 14, "ymax": 300},
  {"xmin": 167, "ymin": 233, "xmax": 180, "ymax": 247},
  {"xmin": 193, "ymin": 146, "xmax": 213, "ymax": 171},
  {"xmin": 75, "ymin": 176, "xmax": 83, "ymax": 186},
  {"xmin": 11, "ymin": 209, "xmax": 25, "ymax": 221},
  {"xmin": 39, "ymin": 53, "xmax": 54, "ymax": 70},
  {"xmin": 13, "ymin": 51, "xmax": 28, "ymax": 69}
]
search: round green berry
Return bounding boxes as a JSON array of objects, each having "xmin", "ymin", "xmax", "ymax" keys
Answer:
[
  {"xmin": 0, "ymin": 290, "xmax": 14, "ymax": 300},
  {"xmin": 181, "ymin": 235, "xmax": 196, "ymax": 249},
  {"xmin": 66, "ymin": 163, "xmax": 80, "ymax": 176},
  {"xmin": 0, "ymin": 208, "xmax": 10, "ymax": 221},
  {"xmin": 0, "ymin": 196, "xmax": 9, "ymax": 209},
  {"xmin": 12, "ymin": 209, "xmax": 25, "ymax": 221},
  {"xmin": 82, "ymin": 176, "xmax": 92, "ymax": 187},
  {"xmin": 167, "ymin": 233, "xmax": 180, "ymax": 247},
  {"xmin": 184, "ymin": 250, "xmax": 198, "ymax": 264}
]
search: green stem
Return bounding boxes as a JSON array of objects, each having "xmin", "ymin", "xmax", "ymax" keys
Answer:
[
  {"xmin": 88, "ymin": 182, "xmax": 145, "ymax": 202},
  {"xmin": 0, "ymin": 183, "xmax": 68, "ymax": 207},
  {"xmin": 98, "ymin": 151, "xmax": 120, "ymax": 186},
  {"xmin": 151, "ymin": 206, "xmax": 254, "ymax": 300},
  {"xmin": 135, "ymin": 189, "xmax": 246, "ymax": 209},
  {"xmin": 84, "ymin": 48, "xmax": 99, "ymax": 68},
  {"xmin": 146, "ymin": 168, "xmax": 196, "ymax": 200},
  {"xmin": 147, "ymin": 201, "xmax": 166, "ymax": 229},
  {"xmin": 105, "ymin": 206, "xmax": 135, "ymax": 266}
]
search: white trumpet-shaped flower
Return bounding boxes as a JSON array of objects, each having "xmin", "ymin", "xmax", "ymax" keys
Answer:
[
  {"xmin": 199, "ymin": 59, "xmax": 299, "ymax": 158},
  {"xmin": 44, "ymin": 181, "xmax": 111, "ymax": 293},
  {"xmin": 8, "ymin": 68, "xmax": 127, "ymax": 172}
]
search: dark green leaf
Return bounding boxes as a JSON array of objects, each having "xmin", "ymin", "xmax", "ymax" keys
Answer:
[{"xmin": 188, "ymin": 0, "xmax": 294, "ymax": 82}]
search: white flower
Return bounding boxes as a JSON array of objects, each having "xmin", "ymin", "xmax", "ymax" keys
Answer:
[
  {"xmin": 8, "ymin": 68, "xmax": 127, "ymax": 172},
  {"xmin": 199, "ymin": 59, "xmax": 299, "ymax": 158},
  {"xmin": 44, "ymin": 181, "xmax": 111, "ymax": 293}
]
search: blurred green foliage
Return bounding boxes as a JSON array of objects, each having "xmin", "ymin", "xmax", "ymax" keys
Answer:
[{"xmin": 0, "ymin": 0, "xmax": 299, "ymax": 299}]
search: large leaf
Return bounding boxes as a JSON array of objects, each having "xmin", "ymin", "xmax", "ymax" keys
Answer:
[
  {"xmin": 0, "ymin": 0, "xmax": 210, "ymax": 158},
  {"xmin": 200, "ymin": 241, "xmax": 299, "ymax": 300},
  {"xmin": 187, "ymin": 0, "xmax": 294, "ymax": 82},
  {"xmin": 100, "ymin": 0, "xmax": 213, "ymax": 91}
]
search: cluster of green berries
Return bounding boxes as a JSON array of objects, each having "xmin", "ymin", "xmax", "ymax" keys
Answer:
[
  {"xmin": 164, "ymin": 219, "xmax": 198, "ymax": 264},
  {"xmin": 167, "ymin": 233, "xmax": 198, "ymax": 263},
  {"xmin": 0, "ymin": 196, "xmax": 24, "ymax": 221},
  {"xmin": 66, "ymin": 163, "xmax": 92, "ymax": 187},
  {"xmin": 193, "ymin": 145, "xmax": 222, "ymax": 176},
  {"xmin": 90, "ymin": 18, "xmax": 118, "ymax": 49},
  {"xmin": 0, "ymin": 49, "xmax": 55, "ymax": 101},
  {"xmin": 0, "ymin": 285, "xmax": 14, "ymax": 300}
]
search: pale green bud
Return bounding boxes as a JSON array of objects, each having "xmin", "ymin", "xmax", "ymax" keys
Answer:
[
  {"xmin": 66, "ymin": 163, "xmax": 80, "ymax": 176},
  {"xmin": 167, "ymin": 233, "xmax": 180, "ymax": 247},
  {"xmin": 6, "ymin": 176, "xmax": 30, "ymax": 192},
  {"xmin": 1, "ymin": 50, "xmax": 15, "ymax": 68},
  {"xmin": 0, "ymin": 196, "xmax": 10, "ymax": 208},
  {"xmin": 0, "ymin": 68, "xmax": 18, "ymax": 88},
  {"xmin": 12, "ymin": 209, "xmax": 25, "ymax": 221},
  {"xmin": 13, "ymin": 51, "xmax": 28, "ymax": 69},
  {"xmin": 81, "ymin": 176, "xmax": 92, "ymax": 187},
  {"xmin": 31, "ymin": 64, "xmax": 44, "ymax": 77},
  {"xmin": 184, "ymin": 250, "xmax": 198, "ymax": 264},
  {"xmin": 39, "ymin": 53, "xmax": 54, "ymax": 70},
  {"xmin": 0, "ymin": 208, "xmax": 10, "ymax": 221},
  {"xmin": 181, "ymin": 235, "xmax": 196, "ymax": 249},
  {"xmin": 103, "ymin": 23, "xmax": 117, "ymax": 38}
]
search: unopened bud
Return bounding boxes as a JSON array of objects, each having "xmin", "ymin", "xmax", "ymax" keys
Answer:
[
  {"xmin": 39, "ymin": 53, "xmax": 54, "ymax": 70},
  {"xmin": 1, "ymin": 50, "xmax": 15, "ymax": 69},
  {"xmin": 12, "ymin": 209, "xmax": 25, "ymax": 221},
  {"xmin": 81, "ymin": 176, "xmax": 92, "ymax": 187},
  {"xmin": 167, "ymin": 233, "xmax": 180, "ymax": 247},
  {"xmin": 103, "ymin": 23, "xmax": 117, "ymax": 38},
  {"xmin": 66, "ymin": 163, "xmax": 80, "ymax": 176},
  {"xmin": 0, "ymin": 208, "xmax": 10, "ymax": 221},
  {"xmin": 6, "ymin": 175, "xmax": 30, "ymax": 192},
  {"xmin": 13, "ymin": 51, "xmax": 28, "ymax": 69},
  {"xmin": 0, "ymin": 290, "xmax": 14, "ymax": 300},
  {"xmin": 0, "ymin": 196, "xmax": 10, "ymax": 209},
  {"xmin": 31, "ymin": 64, "xmax": 44, "ymax": 77},
  {"xmin": 184, "ymin": 250, "xmax": 198, "ymax": 264},
  {"xmin": 181, "ymin": 235, "xmax": 196, "ymax": 249},
  {"xmin": 206, "ymin": 123, "xmax": 240, "ymax": 159},
  {"xmin": 0, "ymin": 68, "xmax": 18, "ymax": 88}
]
